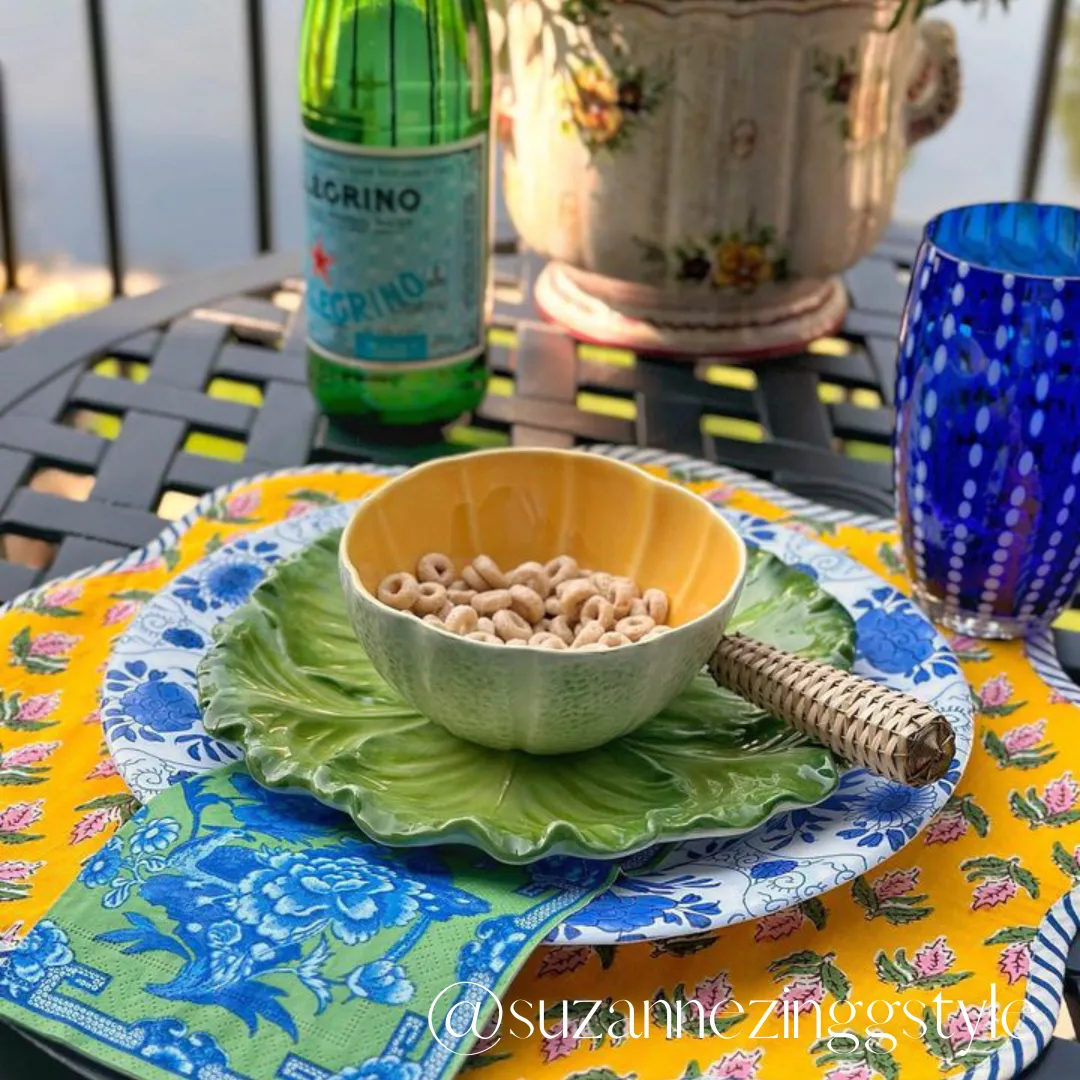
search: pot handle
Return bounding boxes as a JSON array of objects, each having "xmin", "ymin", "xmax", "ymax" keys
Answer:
[{"xmin": 904, "ymin": 19, "xmax": 961, "ymax": 145}]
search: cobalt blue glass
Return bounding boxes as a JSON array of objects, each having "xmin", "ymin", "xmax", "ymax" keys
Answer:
[{"xmin": 896, "ymin": 202, "xmax": 1080, "ymax": 639}]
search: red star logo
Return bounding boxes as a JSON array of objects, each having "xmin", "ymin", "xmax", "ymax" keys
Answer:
[{"xmin": 311, "ymin": 239, "xmax": 336, "ymax": 285}]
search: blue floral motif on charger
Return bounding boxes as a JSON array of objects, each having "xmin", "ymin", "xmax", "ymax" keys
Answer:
[
  {"xmin": 896, "ymin": 202, "xmax": 1080, "ymax": 635},
  {"xmin": 101, "ymin": 465, "xmax": 974, "ymax": 945},
  {"xmin": 173, "ymin": 539, "xmax": 281, "ymax": 614}
]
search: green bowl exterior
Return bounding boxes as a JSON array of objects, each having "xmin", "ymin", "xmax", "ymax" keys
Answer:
[{"xmin": 338, "ymin": 557, "xmax": 743, "ymax": 755}]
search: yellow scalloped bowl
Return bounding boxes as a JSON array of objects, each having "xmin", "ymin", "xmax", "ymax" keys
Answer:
[{"xmin": 339, "ymin": 448, "xmax": 747, "ymax": 754}]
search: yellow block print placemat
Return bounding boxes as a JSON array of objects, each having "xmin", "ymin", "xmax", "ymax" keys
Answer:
[{"xmin": 0, "ymin": 455, "xmax": 1073, "ymax": 1080}]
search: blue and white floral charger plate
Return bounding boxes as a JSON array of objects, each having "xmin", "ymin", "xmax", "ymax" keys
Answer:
[{"xmin": 101, "ymin": 460, "xmax": 973, "ymax": 946}]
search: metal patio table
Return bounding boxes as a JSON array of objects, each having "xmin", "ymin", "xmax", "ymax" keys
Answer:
[{"xmin": 0, "ymin": 227, "xmax": 1077, "ymax": 1077}]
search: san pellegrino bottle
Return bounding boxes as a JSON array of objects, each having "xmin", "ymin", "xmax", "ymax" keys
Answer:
[{"xmin": 299, "ymin": 0, "xmax": 492, "ymax": 437}]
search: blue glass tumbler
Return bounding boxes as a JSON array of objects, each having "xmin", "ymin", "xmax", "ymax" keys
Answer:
[{"xmin": 896, "ymin": 203, "xmax": 1080, "ymax": 639}]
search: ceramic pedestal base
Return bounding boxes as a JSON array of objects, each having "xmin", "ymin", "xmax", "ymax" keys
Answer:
[{"xmin": 534, "ymin": 262, "xmax": 849, "ymax": 359}]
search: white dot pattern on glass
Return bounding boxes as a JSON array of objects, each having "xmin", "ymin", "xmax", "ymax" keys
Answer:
[
  {"xmin": 896, "ymin": 259, "xmax": 1080, "ymax": 636},
  {"xmin": 913, "ymin": 300, "xmax": 923, "ymax": 323}
]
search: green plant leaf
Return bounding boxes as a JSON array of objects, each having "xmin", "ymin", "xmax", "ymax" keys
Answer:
[
  {"xmin": 1051, "ymin": 841, "xmax": 1080, "ymax": 881},
  {"xmin": 109, "ymin": 589, "xmax": 157, "ymax": 602},
  {"xmin": 851, "ymin": 876, "xmax": 878, "ymax": 913},
  {"xmin": 984, "ymin": 925, "xmax": 1038, "ymax": 946},
  {"xmin": 199, "ymin": 535, "xmax": 851, "ymax": 862},
  {"xmin": 874, "ymin": 951, "xmax": 909, "ymax": 988},
  {"xmin": 288, "ymin": 489, "xmax": 341, "ymax": 506},
  {"xmin": 0, "ymin": 832, "xmax": 42, "ymax": 845},
  {"xmin": 460, "ymin": 1053, "xmax": 513, "ymax": 1072},
  {"xmin": 801, "ymin": 897, "xmax": 827, "ymax": 930},
  {"xmin": 820, "ymin": 961, "xmax": 850, "ymax": 1002},
  {"xmin": 74, "ymin": 793, "xmax": 139, "ymax": 813},
  {"xmin": 866, "ymin": 1042, "xmax": 901, "ymax": 1080},
  {"xmin": 880, "ymin": 904, "xmax": 932, "ymax": 925},
  {"xmin": 920, "ymin": 1006, "xmax": 950, "ymax": 1060},
  {"xmin": 594, "ymin": 944, "xmax": 617, "ymax": 970},
  {"xmin": 1011, "ymin": 866, "xmax": 1040, "ymax": 899},
  {"xmin": 983, "ymin": 729, "xmax": 1008, "ymax": 765},
  {"xmin": 0, "ymin": 772, "xmax": 46, "ymax": 786},
  {"xmin": 1008, "ymin": 792, "xmax": 1039, "ymax": 824},
  {"xmin": 961, "ymin": 855, "xmax": 1012, "ymax": 878},
  {"xmin": 8, "ymin": 628, "xmax": 30, "ymax": 664},
  {"xmin": 960, "ymin": 797, "xmax": 990, "ymax": 838}
]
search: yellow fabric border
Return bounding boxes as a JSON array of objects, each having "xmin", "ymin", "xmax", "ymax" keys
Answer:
[{"xmin": 0, "ymin": 464, "xmax": 1072, "ymax": 1080}]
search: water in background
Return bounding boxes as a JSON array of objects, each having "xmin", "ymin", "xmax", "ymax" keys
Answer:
[{"xmin": 0, "ymin": 0, "xmax": 1069, "ymax": 280}]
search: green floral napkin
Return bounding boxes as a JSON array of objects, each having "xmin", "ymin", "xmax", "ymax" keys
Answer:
[{"xmin": 0, "ymin": 765, "xmax": 617, "ymax": 1080}]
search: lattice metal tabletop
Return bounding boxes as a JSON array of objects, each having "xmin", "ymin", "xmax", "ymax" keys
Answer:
[
  {"xmin": 1, "ymin": 226, "xmax": 1079, "ymax": 1075},
  {"xmin": 0, "ymin": 220, "xmax": 1078, "ymax": 667},
  {"xmin": 0, "ymin": 222, "xmax": 912, "ymax": 579}
]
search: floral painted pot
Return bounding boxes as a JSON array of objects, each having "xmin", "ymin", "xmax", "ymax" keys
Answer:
[{"xmin": 495, "ymin": 0, "xmax": 961, "ymax": 356}]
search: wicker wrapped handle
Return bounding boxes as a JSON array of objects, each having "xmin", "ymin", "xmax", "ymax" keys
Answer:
[{"xmin": 708, "ymin": 634, "xmax": 956, "ymax": 788}]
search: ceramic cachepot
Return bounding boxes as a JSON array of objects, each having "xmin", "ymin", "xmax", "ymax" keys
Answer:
[{"xmin": 495, "ymin": 0, "xmax": 961, "ymax": 356}]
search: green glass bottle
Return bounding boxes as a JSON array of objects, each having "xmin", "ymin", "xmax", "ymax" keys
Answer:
[{"xmin": 299, "ymin": 0, "xmax": 492, "ymax": 439}]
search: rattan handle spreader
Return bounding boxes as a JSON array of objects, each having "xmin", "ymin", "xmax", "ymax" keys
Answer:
[{"xmin": 708, "ymin": 634, "xmax": 956, "ymax": 788}]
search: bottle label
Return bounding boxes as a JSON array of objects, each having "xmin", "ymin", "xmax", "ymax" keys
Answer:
[{"xmin": 302, "ymin": 130, "xmax": 487, "ymax": 369}]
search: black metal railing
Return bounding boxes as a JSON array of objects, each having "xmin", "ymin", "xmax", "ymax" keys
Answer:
[{"xmin": 0, "ymin": 0, "xmax": 1072, "ymax": 300}]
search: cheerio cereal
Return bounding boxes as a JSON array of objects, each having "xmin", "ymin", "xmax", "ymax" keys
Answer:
[{"xmin": 376, "ymin": 554, "xmax": 673, "ymax": 649}]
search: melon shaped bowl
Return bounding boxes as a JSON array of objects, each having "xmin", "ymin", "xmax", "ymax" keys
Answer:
[{"xmin": 338, "ymin": 448, "xmax": 747, "ymax": 754}]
